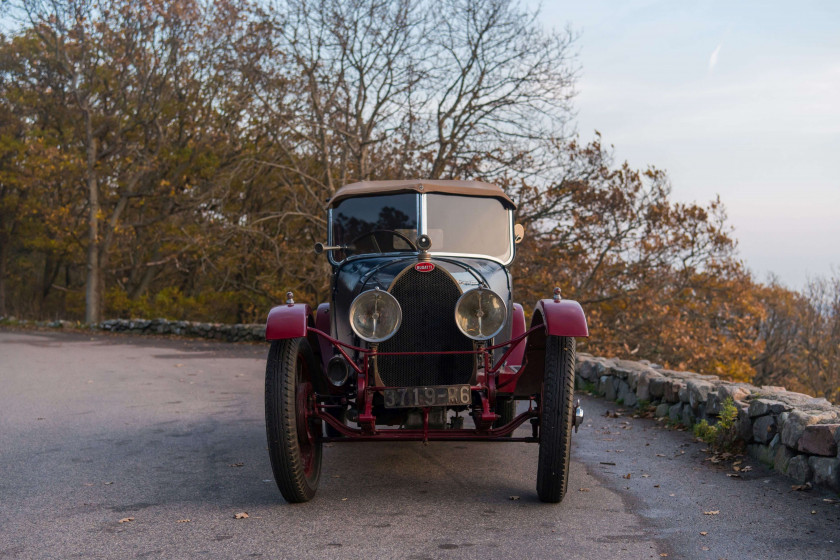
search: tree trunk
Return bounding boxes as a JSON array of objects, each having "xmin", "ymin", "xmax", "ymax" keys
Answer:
[
  {"xmin": 84, "ymin": 116, "xmax": 101, "ymax": 324},
  {"xmin": 0, "ymin": 235, "xmax": 8, "ymax": 317}
]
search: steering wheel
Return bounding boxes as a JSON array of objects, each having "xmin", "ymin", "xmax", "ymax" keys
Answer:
[{"xmin": 348, "ymin": 229, "xmax": 418, "ymax": 254}]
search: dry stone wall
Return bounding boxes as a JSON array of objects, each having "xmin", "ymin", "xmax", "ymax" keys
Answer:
[
  {"xmin": 576, "ymin": 353, "xmax": 840, "ymax": 494},
  {"xmin": 0, "ymin": 317, "xmax": 266, "ymax": 343},
  {"xmin": 99, "ymin": 318, "xmax": 266, "ymax": 341}
]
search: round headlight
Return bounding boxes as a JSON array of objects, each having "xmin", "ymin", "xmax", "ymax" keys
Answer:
[
  {"xmin": 454, "ymin": 288, "xmax": 507, "ymax": 341},
  {"xmin": 349, "ymin": 288, "xmax": 402, "ymax": 343}
]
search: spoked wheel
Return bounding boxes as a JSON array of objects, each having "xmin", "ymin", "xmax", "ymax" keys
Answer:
[
  {"xmin": 536, "ymin": 335, "xmax": 576, "ymax": 503},
  {"xmin": 265, "ymin": 337, "xmax": 322, "ymax": 503}
]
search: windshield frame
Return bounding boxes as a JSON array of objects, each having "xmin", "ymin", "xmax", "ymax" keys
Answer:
[{"xmin": 328, "ymin": 193, "xmax": 515, "ymax": 266}]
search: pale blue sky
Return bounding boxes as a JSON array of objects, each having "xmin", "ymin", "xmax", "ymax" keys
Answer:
[{"xmin": 535, "ymin": 0, "xmax": 840, "ymax": 289}]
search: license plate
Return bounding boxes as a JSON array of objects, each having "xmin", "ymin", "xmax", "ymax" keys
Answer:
[{"xmin": 383, "ymin": 385, "xmax": 471, "ymax": 408}]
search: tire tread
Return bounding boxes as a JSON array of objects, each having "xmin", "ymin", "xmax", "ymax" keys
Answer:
[
  {"xmin": 265, "ymin": 338, "xmax": 321, "ymax": 503},
  {"xmin": 536, "ymin": 335, "xmax": 575, "ymax": 503}
]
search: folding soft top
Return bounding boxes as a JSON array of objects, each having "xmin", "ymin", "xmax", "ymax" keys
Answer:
[{"xmin": 328, "ymin": 179, "xmax": 515, "ymax": 209}]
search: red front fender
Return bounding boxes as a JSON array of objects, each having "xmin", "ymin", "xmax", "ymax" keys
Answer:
[
  {"xmin": 533, "ymin": 298, "xmax": 589, "ymax": 337},
  {"xmin": 265, "ymin": 303, "xmax": 312, "ymax": 340},
  {"xmin": 509, "ymin": 298, "xmax": 588, "ymax": 397}
]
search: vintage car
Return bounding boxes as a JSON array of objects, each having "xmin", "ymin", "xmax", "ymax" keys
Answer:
[{"xmin": 264, "ymin": 179, "xmax": 588, "ymax": 503}]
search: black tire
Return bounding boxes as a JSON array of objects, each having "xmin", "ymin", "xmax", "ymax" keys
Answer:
[
  {"xmin": 265, "ymin": 338, "xmax": 322, "ymax": 503},
  {"xmin": 493, "ymin": 397, "xmax": 516, "ymax": 437},
  {"xmin": 536, "ymin": 335, "xmax": 576, "ymax": 503}
]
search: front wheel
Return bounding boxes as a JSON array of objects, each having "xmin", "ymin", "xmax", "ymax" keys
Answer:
[
  {"xmin": 536, "ymin": 335, "xmax": 576, "ymax": 503},
  {"xmin": 265, "ymin": 338, "xmax": 322, "ymax": 503}
]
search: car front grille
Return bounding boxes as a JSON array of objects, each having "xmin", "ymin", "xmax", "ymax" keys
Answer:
[{"xmin": 376, "ymin": 265, "xmax": 474, "ymax": 387}]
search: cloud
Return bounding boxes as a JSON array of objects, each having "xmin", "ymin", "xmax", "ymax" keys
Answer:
[{"xmin": 708, "ymin": 42, "xmax": 722, "ymax": 72}]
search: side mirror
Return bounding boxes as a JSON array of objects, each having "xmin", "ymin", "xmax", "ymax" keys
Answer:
[{"xmin": 514, "ymin": 223, "xmax": 525, "ymax": 244}]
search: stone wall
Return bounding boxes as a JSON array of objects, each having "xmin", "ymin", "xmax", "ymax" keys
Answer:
[
  {"xmin": 0, "ymin": 317, "xmax": 266, "ymax": 343},
  {"xmin": 99, "ymin": 318, "xmax": 266, "ymax": 342},
  {"xmin": 576, "ymin": 353, "xmax": 840, "ymax": 494}
]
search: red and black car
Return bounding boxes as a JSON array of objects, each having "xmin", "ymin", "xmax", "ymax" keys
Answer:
[{"xmin": 264, "ymin": 180, "xmax": 588, "ymax": 503}]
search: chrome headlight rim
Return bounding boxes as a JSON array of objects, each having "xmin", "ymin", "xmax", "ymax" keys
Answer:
[
  {"xmin": 349, "ymin": 288, "xmax": 403, "ymax": 343},
  {"xmin": 454, "ymin": 287, "xmax": 507, "ymax": 341}
]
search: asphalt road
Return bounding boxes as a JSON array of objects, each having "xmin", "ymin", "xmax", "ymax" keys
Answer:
[{"xmin": 1, "ymin": 329, "xmax": 838, "ymax": 559}]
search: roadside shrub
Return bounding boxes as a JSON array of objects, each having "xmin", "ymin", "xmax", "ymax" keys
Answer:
[{"xmin": 693, "ymin": 397, "xmax": 741, "ymax": 452}]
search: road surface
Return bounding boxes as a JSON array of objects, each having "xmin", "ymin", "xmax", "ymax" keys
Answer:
[{"xmin": 1, "ymin": 329, "xmax": 838, "ymax": 559}]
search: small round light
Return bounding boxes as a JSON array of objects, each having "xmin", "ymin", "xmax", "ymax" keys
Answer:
[
  {"xmin": 349, "ymin": 288, "xmax": 402, "ymax": 343},
  {"xmin": 454, "ymin": 288, "xmax": 507, "ymax": 340},
  {"xmin": 326, "ymin": 355, "xmax": 350, "ymax": 387}
]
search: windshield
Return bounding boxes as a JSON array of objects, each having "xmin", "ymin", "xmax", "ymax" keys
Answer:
[
  {"xmin": 426, "ymin": 194, "xmax": 512, "ymax": 262},
  {"xmin": 329, "ymin": 192, "xmax": 512, "ymax": 262},
  {"xmin": 331, "ymin": 194, "xmax": 418, "ymax": 260}
]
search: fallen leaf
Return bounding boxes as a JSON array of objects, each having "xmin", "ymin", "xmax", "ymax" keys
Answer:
[
  {"xmin": 726, "ymin": 473, "xmax": 741, "ymax": 478},
  {"xmin": 701, "ymin": 546, "xmax": 709, "ymax": 551},
  {"xmin": 660, "ymin": 554, "xmax": 668, "ymax": 557},
  {"xmin": 230, "ymin": 462, "xmax": 244, "ymax": 468},
  {"xmin": 700, "ymin": 532, "xmax": 708, "ymax": 536},
  {"xmin": 624, "ymin": 473, "xmax": 632, "ymax": 479},
  {"xmin": 579, "ymin": 488, "xmax": 590, "ymax": 492},
  {"xmin": 791, "ymin": 483, "xmax": 812, "ymax": 491},
  {"xmin": 175, "ymin": 363, "xmax": 184, "ymax": 368},
  {"xmin": 176, "ymin": 519, "xmax": 190, "ymax": 523},
  {"xmin": 118, "ymin": 517, "xmax": 134, "ymax": 523},
  {"xmin": 703, "ymin": 511, "xmax": 720, "ymax": 515},
  {"xmin": 234, "ymin": 512, "xmax": 249, "ymax": 519},
  {"xmin": 341, "ymin": 498, "xmax": 348, "ymax": 501},
  {"xmin": 509, "ymin": 495, "xmax": 520, "ymax": 500},
  {"xmin": 741, "ymin": 466, "xmax": 752, "ymax": 473}
]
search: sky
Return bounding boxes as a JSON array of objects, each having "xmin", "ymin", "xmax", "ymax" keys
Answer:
[{"xmin": 533, "ymin": 0, "xmax": 840, "ymax": 290}]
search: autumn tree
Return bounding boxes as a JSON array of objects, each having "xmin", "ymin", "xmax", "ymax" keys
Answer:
[
  {"xmin": 512, "ymin": 137, "xmax": 764, "ymax": 380},
  {"xmin": 211, "ymin": 0, "xmax": 578, "ymax": 304},
  {"xmin": 753, "ymin": 275, "xmax": 840, "ymax": 403},
  {"xmin": 11, "ymin": 0, "xmax": 254, "ymax": 322}
]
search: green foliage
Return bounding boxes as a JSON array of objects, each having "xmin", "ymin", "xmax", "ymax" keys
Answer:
[
  {"xmin": 693, "ymin": 397, "xmax": 741, "ymax": 452},
  {"xmin": 106, "ymin": 287, "xmax": 268, "ymax": 324},
  {"xmin": 579, "ymin": 381, "xmax": 598, "ymax": 396}
]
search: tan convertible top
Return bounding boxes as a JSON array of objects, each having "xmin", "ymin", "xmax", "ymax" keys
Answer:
[{"xmin": 328, "ymin": 179, "xmax": 515, "ymax": 209}]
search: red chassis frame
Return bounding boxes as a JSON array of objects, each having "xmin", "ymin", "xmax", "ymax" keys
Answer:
[{"xmin": 265, "ymin": 298, "xmax": 588, "ymax": 443}]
